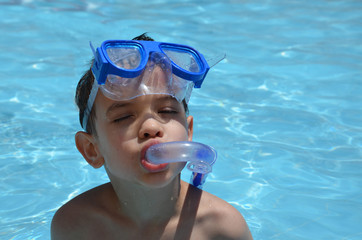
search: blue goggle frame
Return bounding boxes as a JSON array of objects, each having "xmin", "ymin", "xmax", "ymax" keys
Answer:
[{"xmin": 90, "ymin": 40, "xmax": 210, "ymax": 88}]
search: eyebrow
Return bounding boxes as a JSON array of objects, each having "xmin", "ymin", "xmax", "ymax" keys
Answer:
[
  {"xmin": 155, "ymin": 95, "xmax": 178, "ymax": 103},
  {"xmin": 106, "ymin": 102, "xmax": 131, "ymax": 117},
  {"xmin": 105, "ymin": 95, "xmax": 179, "ymax": 116}
]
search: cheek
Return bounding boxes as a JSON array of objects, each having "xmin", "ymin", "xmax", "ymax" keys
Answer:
[
  {"xmin": 167, "ymin": 121, "xmax": 189, "ymax": 141},
  {"xmin": 97, "ymin": 121, "xmax": 136, "ymax": 149},
  {"xmin": 102, "ymin": 139, "xmax": 139, "ymax": 176},
  {"xmin": 104, "ymin": 137, "xmax": 135, "ymax": 160},
  {"xmin": 97, "ymin": 129, "xmax": 134, "ymax": 163}
]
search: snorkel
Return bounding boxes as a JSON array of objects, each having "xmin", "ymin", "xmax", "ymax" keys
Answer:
[{"xmin": 145, "ymin": 141, "xmax": 217, "ymax": 188}]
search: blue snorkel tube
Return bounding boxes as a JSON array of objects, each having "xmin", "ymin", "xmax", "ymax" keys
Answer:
[{"xmin": 145, "ymin": 141, "xmax": 217, "ymax": 189}]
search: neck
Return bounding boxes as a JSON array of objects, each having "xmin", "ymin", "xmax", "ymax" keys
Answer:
[{"xmin": 108, "ymin": 174, "xmax": 183, "ymax": 225}]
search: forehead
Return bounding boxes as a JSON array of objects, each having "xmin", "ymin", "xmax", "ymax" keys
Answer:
[{"xmin": 95, "ymin": 92, "xmax": 182, "ymax": 115}]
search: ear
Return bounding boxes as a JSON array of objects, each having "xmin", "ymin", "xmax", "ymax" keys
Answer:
[
  {"xmin": 75, "ymin": 131, "xmax": 104, "ymax": 168},
  {"xmin": 187, "ymin": 115, "xmax": 193, "ymax": 141}
]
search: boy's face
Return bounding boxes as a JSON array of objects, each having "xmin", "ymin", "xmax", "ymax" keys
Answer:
[{"xmin": 90, "ymin": 89, "xmax": 193, "ymax": 188}]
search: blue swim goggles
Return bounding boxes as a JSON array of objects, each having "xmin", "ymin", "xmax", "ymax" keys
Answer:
[
  {"xmin": 83, "ymin": 39, "xmax": 219, "ymax": 130},
  {"xmin": 92, "ymin": 40, "xmax": 210, "ymax": 88}
]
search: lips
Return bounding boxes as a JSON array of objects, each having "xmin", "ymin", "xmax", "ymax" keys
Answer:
[{"xmin": 140, "ymin": 140, "xmax": 169, "ymax": 172}]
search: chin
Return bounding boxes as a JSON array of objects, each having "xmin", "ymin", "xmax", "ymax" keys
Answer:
[{"xmin": 141, "ymin": 163, "xmax": 185, "ymax": 188}]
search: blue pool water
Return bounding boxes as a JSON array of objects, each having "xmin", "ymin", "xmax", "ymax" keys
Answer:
[{"xmin": 1, "ymin": 0, "xmax": 361, "ymax": 239}]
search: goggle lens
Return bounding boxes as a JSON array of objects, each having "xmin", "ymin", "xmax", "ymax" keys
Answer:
[
  {"xmin": 106, "ymin": 45, "xmax": 142, "ymax": 70},
  {"xmin": 161, "ymin": 47, "xmax": 201, "ymax": 73}
]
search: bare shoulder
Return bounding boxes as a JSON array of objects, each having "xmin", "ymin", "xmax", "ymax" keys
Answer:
[
  {"xmin": 51, "ymin": 183, "xmax": 113, "ymax": 240},
  {"xmin": 197, "ymin": 187, "xmax": 253, "ymax": 240}
]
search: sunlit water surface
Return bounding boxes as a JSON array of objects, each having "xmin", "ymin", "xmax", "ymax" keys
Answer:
[{"xmin": 1, "ymin": 0, "xmax": 361, "ymax": 239}]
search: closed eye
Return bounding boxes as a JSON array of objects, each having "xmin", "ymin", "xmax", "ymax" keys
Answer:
[
  {"xmin": 159, "ymin": 109, "xmax": 178, "ymax": 114},
  {"xmin": 114, "ymin": 115, "xmax": 133, "ymax": 123}
]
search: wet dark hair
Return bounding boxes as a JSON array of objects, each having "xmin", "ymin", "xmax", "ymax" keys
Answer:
[{"xmin": 75, "ymin": 33, "xmax": 188, "ymax": 134}]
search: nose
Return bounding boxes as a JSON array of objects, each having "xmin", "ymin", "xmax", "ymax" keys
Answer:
[{"xmin": 139, "ymin": 116, "xmax": 164, "ymax": 139}]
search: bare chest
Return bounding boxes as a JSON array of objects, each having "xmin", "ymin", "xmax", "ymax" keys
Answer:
[{"xmin": 82, "ymin": 216, "xmax": 209, "ymax": 240}]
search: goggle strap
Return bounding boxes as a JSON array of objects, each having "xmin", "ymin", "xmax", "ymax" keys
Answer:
[
  {"xmin": 89, "ymin": 41, "xmax": 96, "ymax": 57},
  {"xmin": 207, "ymin": 53, "xmax": 226, "ymax": 68},
  {"xmin": 82, "ymin": 76, "xmax": 99, "ymax": 130}
]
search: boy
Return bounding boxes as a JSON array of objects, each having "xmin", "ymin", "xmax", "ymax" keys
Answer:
[{"xmin": 51, "ymin": 34, "xmax": 253, "ymax": 240}]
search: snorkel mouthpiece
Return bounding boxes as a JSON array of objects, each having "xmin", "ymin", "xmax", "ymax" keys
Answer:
[{"xmin": 145, "ymin": 141, "xmax": 217, "ymax": 188}]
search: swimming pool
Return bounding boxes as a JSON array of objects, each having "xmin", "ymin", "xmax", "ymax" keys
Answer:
[{"xmin": 1, "ymin": 0, "xmax": 361, "ymax": 239}]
